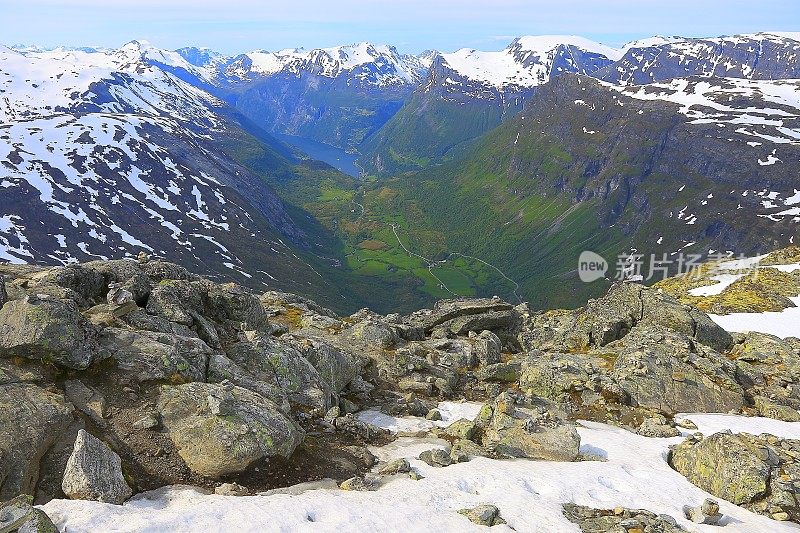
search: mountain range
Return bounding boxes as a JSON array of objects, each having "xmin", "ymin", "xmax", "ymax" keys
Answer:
[{"xmin": 1, "ymin": 33, "xmax": 799, "ymax": 313}]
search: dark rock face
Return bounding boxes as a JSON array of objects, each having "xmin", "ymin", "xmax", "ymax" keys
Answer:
[{"xmin": 0, "ymin": 384, "xmax": 75, "ymax": 501}]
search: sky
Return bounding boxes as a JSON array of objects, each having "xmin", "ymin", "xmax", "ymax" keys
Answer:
[{"xmin": 3, "ymin": 0, "xmax": 800, "ymax": 55}]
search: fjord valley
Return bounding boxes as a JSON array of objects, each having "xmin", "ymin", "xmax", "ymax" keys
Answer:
[
  {"xmin": 3, "ymin": 18, "xmax": 800, "ymax": 533},
  {"xmin": 3, "ymin": 33, "xmax": 798, "ymax": 312}
]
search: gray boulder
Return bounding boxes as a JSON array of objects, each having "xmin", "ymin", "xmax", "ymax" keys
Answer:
[
  {"xmin": 146, "ymin": 279, "xmax": 207, "ymax": 327},
  {"xmin": 408, "ymin": 298, "xmax": 514, "ymax": 333},
  {"xmin": 474, "ymin": 330, "xmax": 502, "ymax": 366},
  {"xmin": 205, "ymin": 282, "xmax": 269, "ymax": 331},
  {"xmin": 157, "ymin": 382, "xmax": 303, "ymax": 478},
  {"xmin": 560, "ymin": 283, "xmax": 732, "ymax": 353},
  {"xmin": 225, "ymin": 333, "xmax": 333, "ymax": 410},
  {"xmin": 418, "ymin": 448, "xmax": 452, "ymax": 467},
  {"xmin": 287, "ymin": 335, "xmax": 367, "ymax": 393},
  {"xmin": 0, "ymin": 296, "xmax": 101, "ymax": 370},
  {"xmin": 62, "ymin": 430, "xmax": 132, "ymax": 504}
]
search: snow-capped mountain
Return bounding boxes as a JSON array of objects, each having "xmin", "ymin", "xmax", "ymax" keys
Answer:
[
  {"xmin": 223, "ymin": 42, "xmax": 427, "ymax": 87},
  {"xmin": 432, "ymin": 35, "xmax": 621, "ymax": 94},
  {"xmin": 358, "ymin": 35, "xmax": 621, "ymax": 175},
  {"xmin": 603, "ymin": 32, "xmax": 800, "ymax": 85},
  {"xmin": 0, "ymin": 43, "xmax": 336, "ymax": 295},
  {"xmin": 213, "ymin": 43, "xmax": 429, "ymax": 149}
]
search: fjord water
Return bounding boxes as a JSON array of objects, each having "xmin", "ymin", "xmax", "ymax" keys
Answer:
[{"xmin": 275, "ymin": 133, "xmax": 362, "ymax": 177}]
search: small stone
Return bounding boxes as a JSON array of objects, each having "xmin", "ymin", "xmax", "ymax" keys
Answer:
[
  {"xmin": 675, "ymin": 418, "xmax": 697, "ymax": 430},
  {"xmin": 425, "ymin": 409, "xmax": 442, "ymax": 421},
  {"xmin": 339, "ymin": 476, "xmax": 372, "ymax": 491},
  {"xmin": 408, "ymin": 471, "xmax": 424, "ymax": 480},
  {"xmin": 458, "ymin": 504, "xmax": 502, "ymax": 526},
  {"xmin": 772, "ymin": 512, "xmax": 790, "ymax": 521},
  {"xmin": 378, "ymin": 458, "xmax": 411, "ymax": 475},
  {"xmin": 132, "ymin": 413, "xmax": 159, "ymax": 431},
  {"xmin": 684, "ymin": 498, "xmax": 723, "ymax": 525},
  {"xmin": 323, "ymin": 406, "xmax": 341, "ymax": 424},
  {"xmin": 419, "ymin": 448, "xmax": 452, "ymax": 467},
  {"xmin": 444, "ymin": 419, "xmax": 477, "ymax": 441},
  {"xmin": 214, "ymin": 482, "xmax": 250, "ymax": 496},
  {"xmin": 339, "ymin": 398, "xmax": 359, "ymax": 414},
  {"xmin": 106, "ymin": 282, "xmax": 134, "ymax": 307}
]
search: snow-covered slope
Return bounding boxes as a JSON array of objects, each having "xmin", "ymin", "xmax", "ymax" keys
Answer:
[
  {"xmin": 0, "ymin": 42, "xmax": 326, "ymax": 291},
  {"xmin": 433, "ymin": 35, "xmax": 620, "ymax": 94},
  {"xmin": 604, "ymin": 32, "xmax": 800, "ymax": 85},
  {"xmin": 40, "ymin": 409, "xmax": 799, "ymax": 532}
]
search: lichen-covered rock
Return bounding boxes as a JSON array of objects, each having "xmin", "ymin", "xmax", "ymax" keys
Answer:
[
  {"xmin": 450, "ymin": 439, "xmax": 488, "ymax": 462},
  {"xmin": 478, "ymin": 391, "xmax": 580, "ymax": 461},
  {"xmin": 549, "ymin": 283, "xmax": 732, "ymax": 353},
  {"xmin": 0, "ymin": 296, "xmax": 101, "ymax": 370},
  {"xmin": 99, "ymin": 327, "xmax": 212, "ymax": 383},
  {"xmin": 753, "ymin": 395, "xmax": 800, "ymax": 422},
  {"xmin": 475, "ymin": 362, "xmax": 521, "ymax": 382},
  {"xmin": 287, "ymin": 335, "xmax": 367, "ymax": 394},
  {"xmin": 157, "ymin": 382, "xmax": 303, "ymax": 478},
  {"xmin": 378, "ymin": 458, "xmax": 410, "ymax": 475},
  {"xmin": 225, "ymin": 333, "xmax": 333, "ymax": 410},
  {"xmin": 61, "ymin": 430, "xmax": 132, "ymax": 504},
  {"xmin": 611, "ymin": 328, "xmax": 744, "ymax": 415},
  {"xmin": 407, "ymin": 298, "xmax": 514, "ymax": 333},
  {"xmin": 0, "ymin": 384, "xmax": 74, "ymax": 501},
  {"xmin": 206, "ymin": 353, "xmax": 290, "ymax": 413},
  {"xmin": 637, "ymin": 417, "xmax": 680, "ymax": 438},
  {"xmin": 443, "ymin": 419, "xmax": 477, "ymax": 441},
  {"xmin": 670, "ymin": 431, "xmax": 800, "ymax": 521},
  {"xmin": 145, "ymin": 279, "xmax": 208, "ymax": 327},
  {"xmin": 205, "ymin": 283, "xmax": 270, "ymax": 332},
  {"xmin": 346, "ymin": 320, "xmax": 399, "ymax": 349},
  {"xmin": 562, "ymin": 503, "xmax": 684, "ymax": 532}
]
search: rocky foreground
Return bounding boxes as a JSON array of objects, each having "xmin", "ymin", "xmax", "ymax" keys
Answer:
[{"xmin": 1, "ymin": 253, "xmax": 800, "ymax": 531}]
